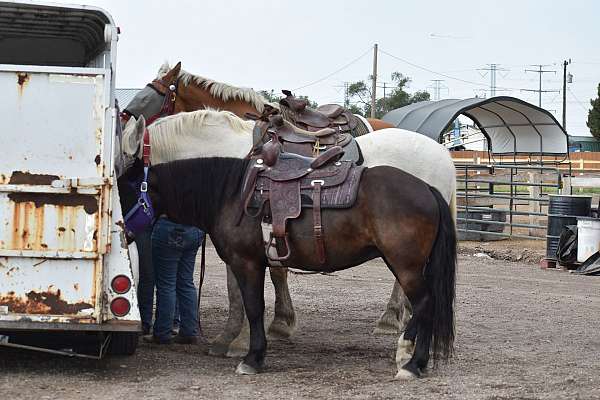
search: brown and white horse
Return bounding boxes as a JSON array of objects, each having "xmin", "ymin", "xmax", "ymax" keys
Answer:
[{"xmin": 119, "ymin": 62, "xmax": 456, "ymax": 358}]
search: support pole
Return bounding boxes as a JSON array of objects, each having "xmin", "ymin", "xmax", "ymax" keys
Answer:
[
  {"xmin": 371, "ymin": 44, "xmax": 378, "ymax": 118},
  {"xmin": 562, "ymin": 60, "xmax": 568, "ymax": 129}
]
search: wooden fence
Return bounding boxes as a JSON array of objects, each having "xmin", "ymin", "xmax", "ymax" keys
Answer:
[{"xmin": 451, "ymin": 151, "xmax": 600, "ymax": 174}]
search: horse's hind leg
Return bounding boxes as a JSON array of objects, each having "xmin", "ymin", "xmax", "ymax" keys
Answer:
[
  {"xmin": 267, "ymin": 267, "xmax": 297, "ymax": 339},
  {"xmin": 373, "ymin": 281, "xmax": 412, "ymax": 335},
  {"xmin": 395, "ymin": 292, "xmax": 433, "ymax": 380}
]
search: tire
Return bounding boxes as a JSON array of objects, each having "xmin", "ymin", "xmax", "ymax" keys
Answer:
[{"xmin": 107, "ymin": 332, "xmax": 139, "ymax": 356}]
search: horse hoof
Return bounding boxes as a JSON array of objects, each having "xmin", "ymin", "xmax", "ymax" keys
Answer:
[
  {"xmin": 372, "ymin": 326, "xmax": 400, "ymax": 336},
  {"xmin": 226, "ymin": 346, "xmax": 248, "ymax": 358},
  {"xmin": 267, "ymin": 320, "xmax": 296, "ymax": 340},
  {"xmin": 394, "ymin": 368, "xmax": 419, "ymax": 380},
  {"xmin": 235, "ymin": 362, "xmax": 258, "ymax": 375},
  {"xmin": 208, "ymin": 342, "xmax": 229, "ymax": 357}
]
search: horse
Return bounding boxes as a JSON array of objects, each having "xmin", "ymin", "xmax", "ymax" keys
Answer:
[
  {"xmin": 119, "ymin": 62, "xmax": 458, "ymax": 344},
  {"xmin": 121, "ymin": 112, "xmax": 456, "ymax": 360},
  {"xmin": 142, "ymin": 110, "xmax": 456, "ymax": 379},
  {"xmin": 121, "ymin": 61, "xmax": 395, "ymax": 131}
]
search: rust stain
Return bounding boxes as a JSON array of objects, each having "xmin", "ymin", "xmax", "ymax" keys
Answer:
[
  {"xmin": 8, "ymin": 171, "xmax": 59, "ymax": 185},
  {"xmin": 0, "ymin": 289, "xmax": 93, "ymax": 315},
  {"xmin": 8, "ymin": 193, "xmax": 98, "ymax": 215},
  {"xmin": 10, "ymin": 200, "xmax": 46, "ymax": 251},
  {"xmin": 17, "ymin": 72, "xmax": 29, "ymax": 95},
  {"xmin": 73, "ymin": 283, "xmax": 80, "ymax": 291}
]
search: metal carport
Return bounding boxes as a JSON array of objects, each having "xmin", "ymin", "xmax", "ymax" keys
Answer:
[{"xmin": 382, "ymin": 97, "xmax": 569, "ymax": 155}]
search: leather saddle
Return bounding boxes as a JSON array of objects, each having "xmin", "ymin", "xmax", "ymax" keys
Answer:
[
  {"xmin": 252, "ymin": 114, "xmax": 361, "ymax": 164},
  {"xmin": 279, "ymin": 89, "xmax": 359, "ymax": 134},
  {"xmin": 242, "ymin": 125, "xmax": 365, "ymax": 267}
]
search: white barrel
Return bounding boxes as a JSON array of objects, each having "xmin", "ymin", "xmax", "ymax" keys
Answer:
[{"xmin": 577, "ymin": 217, "xmax": 600, "ymax": 262}]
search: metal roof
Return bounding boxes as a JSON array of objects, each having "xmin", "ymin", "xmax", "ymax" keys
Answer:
[
  {"xmin": 382, "ymin": 96, "xmax": 569, "ymax": 155},
  {"xmin": 0, "ymin": 1, "xmax": 115, "ymax": 66},
  {"xmin": 115, "ymin": 88, "xmax": 142, "ymax": 109}
]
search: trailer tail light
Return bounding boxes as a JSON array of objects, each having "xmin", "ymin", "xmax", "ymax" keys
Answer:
[
  {"xmin": 110, "ymin": 297, "xmax": 131, "ymax": 317},
  {"xmin": 111, "ymin": 275, "xmax": 131, "ymax": 294}
]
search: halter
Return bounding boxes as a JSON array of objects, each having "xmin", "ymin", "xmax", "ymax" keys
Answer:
[{"xmin": 120, "ymin": 77, "xmax": 180, "ymax": 124}]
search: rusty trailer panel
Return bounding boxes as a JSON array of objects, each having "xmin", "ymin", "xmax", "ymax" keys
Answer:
[{"xmin": 0, "ymin": 2, "xmax": 140, "ymax": 345}]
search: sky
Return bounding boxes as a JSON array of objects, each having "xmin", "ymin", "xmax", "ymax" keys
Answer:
[{"xmin": 81, "ymin": 0, "xmax": 599, "ymax": 135}]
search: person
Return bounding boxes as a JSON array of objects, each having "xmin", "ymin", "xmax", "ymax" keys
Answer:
[
  {"xmin": 134, "ymin": 226, "xmax": 154, "ymax": 335},
  {"xmin": 145, "ymin": 216, "xmax": 204, "ymax": 344}
]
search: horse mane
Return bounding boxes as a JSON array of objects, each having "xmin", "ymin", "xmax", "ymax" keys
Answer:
[
  {"xmin": 151, "ymin": 157, "xmax": 250, "ymax": 230},
  {"xmin": 157, "ymin": 62, "xmax": 268, "ymax": 113},
  {"xmin": 146, "ymin": 109, "xmax": 255, "ymax": 161}
]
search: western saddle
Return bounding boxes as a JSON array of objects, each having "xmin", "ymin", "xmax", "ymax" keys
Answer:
[
  {"xmin": 279, "ymin": 89, "xmax": 359, "ymax": 135},
  {"xmin": 242, "ymin": 116, "xmax": 365, "ymax": 266},
  {"xmin": 252, "ymin": 114, "xmax": 362, "ymax": 164}
]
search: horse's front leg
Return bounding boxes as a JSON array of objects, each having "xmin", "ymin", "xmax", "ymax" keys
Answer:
[
  {"xmin": 267, "ymin": 266, "xmax": 297, "ymax": 339},
  {"xmin": 231, "ymin": 262, "xmax": 267, "ymax": 375},
  {"xmin": 209, "ymin": 264, "xmax": 246, "ymax": 356}
]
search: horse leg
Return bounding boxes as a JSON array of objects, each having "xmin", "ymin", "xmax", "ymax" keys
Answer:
[
  {"xmin": 267, "ymin": 267, "xmax": 297, "ymax": 339},
  {"xmin": 231, "ymin": 263, "xmax": 267, "ymax": 375},
  {"xmin": 373, "ymin": 281, "xmax": 412, "ymax": 335},
  {"xmin": 209, "ymin": 265, "xmax": 247, "ymax": 356},
  {"xmin": 395, "ymin": 290, "xmax": 433, "ymax": 380}
]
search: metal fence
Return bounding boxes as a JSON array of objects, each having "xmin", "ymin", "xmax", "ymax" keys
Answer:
[{"xmin": 456, "ymin": 163, "xmax": 562, "ymax": 240}]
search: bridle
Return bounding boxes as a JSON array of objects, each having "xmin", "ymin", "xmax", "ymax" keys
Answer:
[
  {"xmin": 120, "ymin": 76, "xmax": 180, "ymax": 125},
  {"xmin": 121, "ymin": 76, "xmax": 181, "ymax": 237}
]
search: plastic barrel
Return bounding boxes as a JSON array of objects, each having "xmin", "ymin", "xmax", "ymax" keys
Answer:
[
  {"xmin": 546, "ymin": 195, "xmax": 592, "ymax": 260},
  {"xmin": 576, "ymin": 217, "xmax": 600, "ymax": 262}
]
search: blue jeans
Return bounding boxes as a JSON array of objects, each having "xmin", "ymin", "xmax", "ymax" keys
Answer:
[
  {"xmin": 135, "ymin": 226, "xmax": 154, "ymax": 333},
  {"xmin": 152, "ymin": 217, "xmax": 203, "ymax": 340}
]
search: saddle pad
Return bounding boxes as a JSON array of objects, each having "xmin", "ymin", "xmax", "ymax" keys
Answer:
[{"xmin": 248, "ymin": 163, "xmax": 365, "ymax": 210}]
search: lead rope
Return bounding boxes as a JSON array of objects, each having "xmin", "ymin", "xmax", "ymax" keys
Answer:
[{"xmin": 197, "ymin": 235, "xmax": 207, "ymax": 341}]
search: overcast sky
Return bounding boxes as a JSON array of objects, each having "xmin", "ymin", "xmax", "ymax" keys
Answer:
[{"xmin": 82, "ymin": 0, "xmax": 599, "ymax": 135}]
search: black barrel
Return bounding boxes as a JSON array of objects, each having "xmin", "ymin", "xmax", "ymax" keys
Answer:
[{"xmin": 546, "ymin": 195, "xmax": 592, "ymax": 260}]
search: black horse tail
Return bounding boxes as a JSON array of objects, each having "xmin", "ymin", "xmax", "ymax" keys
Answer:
[{"xmin": 426, "ymin": 186, "xmax": 457, "ymax": 361}]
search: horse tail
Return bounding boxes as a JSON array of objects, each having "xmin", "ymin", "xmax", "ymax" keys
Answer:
[
  {"xmin": 426, "ymin": 186, "xmax": 457, "ymax": 361},
  {"xmin": 449, "ymin": 187, "xmax": 457, "ymax": 224}
]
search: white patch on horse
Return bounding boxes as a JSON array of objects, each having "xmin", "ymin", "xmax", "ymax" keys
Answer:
[{"xmin": 156, "ymin": 62, "xmax": 267, "ymax": 113}]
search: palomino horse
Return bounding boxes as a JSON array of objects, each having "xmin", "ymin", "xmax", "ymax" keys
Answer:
[
  {"xmin": 121, "ymin": 62, "xmax": 395, "ymax": 131},
  {"xmin": 142, "ymin": 110, "xmax": 456, "ymax": 378},
  {"xmin": 120, "ymin": 63, "xmax": 457, "ymax": 344}
]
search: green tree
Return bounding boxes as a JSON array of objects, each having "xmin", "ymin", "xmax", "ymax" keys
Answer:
[
  {"xmin": 347, "ymin": 72, "xmax": 430, "ymax": 118},
  {"xmin": 259, "ymin": 90, "xmax": 318, "ymax": 108},
  {"xmin": 587, "ymin": 84, "xmax": 600, "ymax": 139}
]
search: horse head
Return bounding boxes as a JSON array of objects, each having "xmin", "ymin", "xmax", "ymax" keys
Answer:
[{"xmin": 120, "ymin": 62, "xmax": 182, "ymax": 122}]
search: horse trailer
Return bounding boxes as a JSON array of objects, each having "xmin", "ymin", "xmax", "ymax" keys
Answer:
[{"xmin": 0, "ymin": 1, "xmax": 141, "ymax": 357}]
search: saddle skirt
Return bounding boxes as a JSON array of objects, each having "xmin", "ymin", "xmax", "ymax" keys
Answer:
[{"xmin": 241, "ymin": 148, "xmax": 365, "ymax": 267}]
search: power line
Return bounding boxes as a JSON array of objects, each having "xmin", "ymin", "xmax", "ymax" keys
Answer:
[
  {"xmin": 292, "ymin": 47, "xmax": 373, "ymax": 91},
  {"xmin": 521, "ymin": 65, "xmax": 559, "ymax": 107},
  {"xmin": 568, "ymin": 88, "xmax": 590, "ymax": 113},
  {"xmin": 379, "ymin": 48, "xmax": 520, "ymax": 91}
]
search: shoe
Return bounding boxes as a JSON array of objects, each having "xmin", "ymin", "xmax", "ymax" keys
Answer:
[
  {"xmin": 142, "ymin": 334, "xmax": 172, "ymax": 345},
  {"xmin": 172, "ymin": 335, "xmax": 199, "ymax": 345}
]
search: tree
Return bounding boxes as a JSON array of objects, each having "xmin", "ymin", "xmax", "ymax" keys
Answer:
[
  {"xmin": 587, "ymin": 84, "xmax": 600, "ymax": 139},
  {"xmin": 347, "ymin": 72, "xmax": 430, "ymax": 118},
  {"xmin": 259, "ymin": 90, "xmax": 318, "ymax": 109}
]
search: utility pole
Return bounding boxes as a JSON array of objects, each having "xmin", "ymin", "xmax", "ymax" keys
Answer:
[
  {"xmin": 428, "ymin": 79, "xmax": 447, "ymax": 101},
  {"xmin": 562, "ymin": 59, "xmax": 572, "ymax": 130},
  {"xmin": 477, "ymin": 64, "xmax": 508, "ymax": 97},
  {"xmin": 371, "ymin": 43, "xmax": 378, "ymax": 118},
  {"xmin": 522, "ymin": 64, "xmax": 558, "ymax": 108},
  {"xmin": 344, "ymin": 81, "xmax": 349, "ymax": 108}
]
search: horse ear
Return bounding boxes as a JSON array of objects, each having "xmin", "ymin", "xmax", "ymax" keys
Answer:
[
  {"xmin": 171, "ymin": 62, "xmax": 182, "ymax": 77},
  {"xmin": 136, "ymin": 115, "xmax": 146, "ymax": 140}
]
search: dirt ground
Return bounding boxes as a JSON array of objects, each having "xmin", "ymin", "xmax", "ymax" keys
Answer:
[{"xmin": 1, "ymin": 240, "xmax": 600, "ymax": 400}]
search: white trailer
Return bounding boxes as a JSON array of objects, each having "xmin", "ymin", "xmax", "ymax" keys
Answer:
[{"xmin": 0, "ymin": 1, "xmax": 140, "ymax": 357}]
